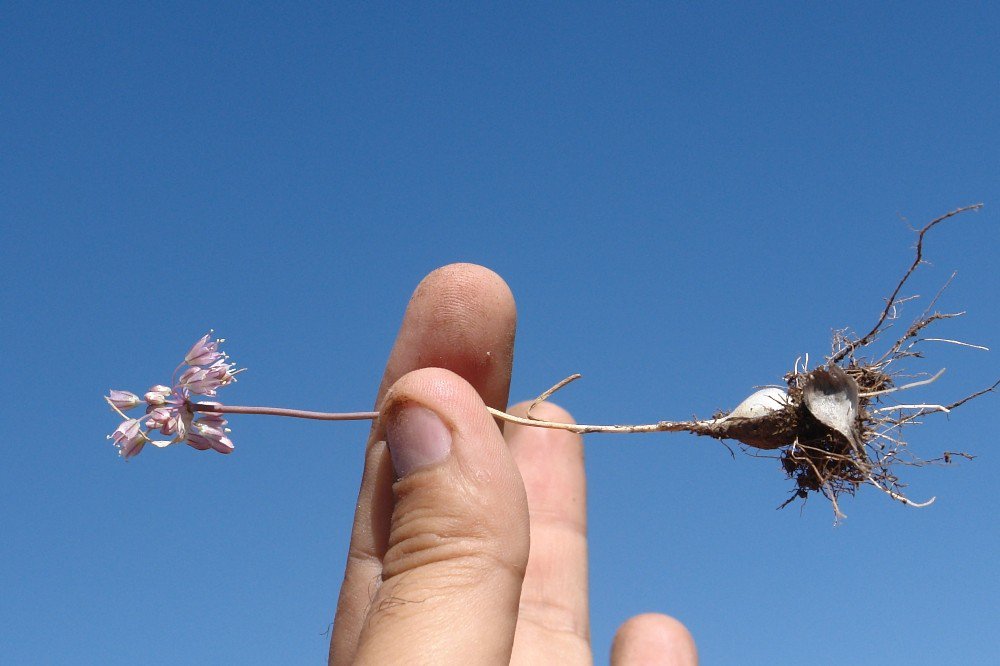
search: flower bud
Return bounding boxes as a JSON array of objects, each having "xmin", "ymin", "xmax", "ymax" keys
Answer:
[
  {"xmin": 108, "ymin": 390, "xmax": 141, "ymax": 411},
  {"xmin": 144, "ymin": 385, "xmax": 172, "ymax": 406}
]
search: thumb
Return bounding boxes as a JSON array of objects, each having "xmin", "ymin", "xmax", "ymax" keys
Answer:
[{"xmin": 354, "ymin": 367, "xmax": 530, "ymax": 665}]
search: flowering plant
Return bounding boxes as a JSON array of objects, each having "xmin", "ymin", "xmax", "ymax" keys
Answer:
[
  {"xmin": 105, "ymin": 333, "xmax": 240, "ymax": 458},
  {"xmin": 104, "ymin": 206, "xmax": 997, "ymax": 520}
]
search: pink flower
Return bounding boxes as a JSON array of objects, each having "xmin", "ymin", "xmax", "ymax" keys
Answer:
[
  {"xmin": 110, "ymin": 419, "xmax": 147, "ymax": 459},
  {"xmin": 106, "ymin": 333, "xmax": 240, "ymax": 458},
  {"xmin": 143, "ymin": 386, "xmax": 191, "ymax": 436},
  {"xmin": 107, "ymin": 390, "xmax": 141, "ymax": 411},
  {"xmin": 179, "ymin": 360, "xmax": 237, "ymax": 396},
  {"xmin": 187, "ymin": 420, "xmax": 235, "ymax": 454},
  {"xmin": 184, "ymin": 333, "xmax": 226, "ymax": 366},
  {"xmin": 145, "ymin": 406, "xmax": 174, "ymax": 433},
  {"xmin": 178, "ymin": 366, "xmax": 210, "ymax": 394}
]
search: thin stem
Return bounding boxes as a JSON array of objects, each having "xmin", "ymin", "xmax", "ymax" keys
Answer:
[
  {"xmin": 191, "ymin": 402, "xmax": 379, "ymax": 421},
  {"xmin": 527, "ymin": 374, "xmax": 582, "ymax": 420},
  {"xmin": 189, "ymin": 400, "xmax": 703, "ymax": 435},
  {"xmin": 183, "ymin": 373, "xmax": 997, "ymax": 439},
  {"xmin": 487, "ymin": 406, "xmax": 700, "ymax": 435}
]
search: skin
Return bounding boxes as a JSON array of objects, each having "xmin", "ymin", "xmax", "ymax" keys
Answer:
[{"xmin": 329, "ymin": 263, "xmax": 698, "ymax": 665}]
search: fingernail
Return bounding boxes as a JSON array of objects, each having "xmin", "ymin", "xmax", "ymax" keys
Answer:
[{"xmin": 385, "ymin": 403, "xmax": 452, "ymax": 477}]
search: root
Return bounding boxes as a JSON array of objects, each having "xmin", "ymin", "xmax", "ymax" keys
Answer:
[
  {"xmin": 493, "ymin": 205, "xmax": 995, "ymax": 521},
  {"xmin": 772, "ymin": 204, "xmax": 994, "ymax": 519},
  {"xmin": 860, "ymin": 368, "xmax": 946, "ymax": 398},
  {"xmin": 829, "ymin": 204, "xmax": 983, "ymax": 365}
]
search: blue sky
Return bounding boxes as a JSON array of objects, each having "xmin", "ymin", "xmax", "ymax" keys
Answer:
[{"xmin": 2, "ymin": 2, "xmax": 998, "ymax": 664}]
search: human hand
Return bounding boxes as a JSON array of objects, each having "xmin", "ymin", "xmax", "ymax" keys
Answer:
[{"xmin": 329, "ymin": 264, "xmax": 697, "ymax": 665}]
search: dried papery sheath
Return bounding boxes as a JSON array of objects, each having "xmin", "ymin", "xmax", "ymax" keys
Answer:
[{"xmin": 722, "ymin": 387, "xmax": 791, "ymax": 421}]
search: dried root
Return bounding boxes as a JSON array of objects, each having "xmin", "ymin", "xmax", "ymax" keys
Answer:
[
  {"xmin": 498, "ymin": 204, "xmax": 997, "ymax": 520},
  {"xmin": 699, "ymin": 204, "xmax": 999, "ymax": 518}
]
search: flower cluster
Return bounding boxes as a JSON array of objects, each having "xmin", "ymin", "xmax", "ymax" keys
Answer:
[{"xmin": 106, "ymin": 333, "xmax": 239, "ymax": 459}]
